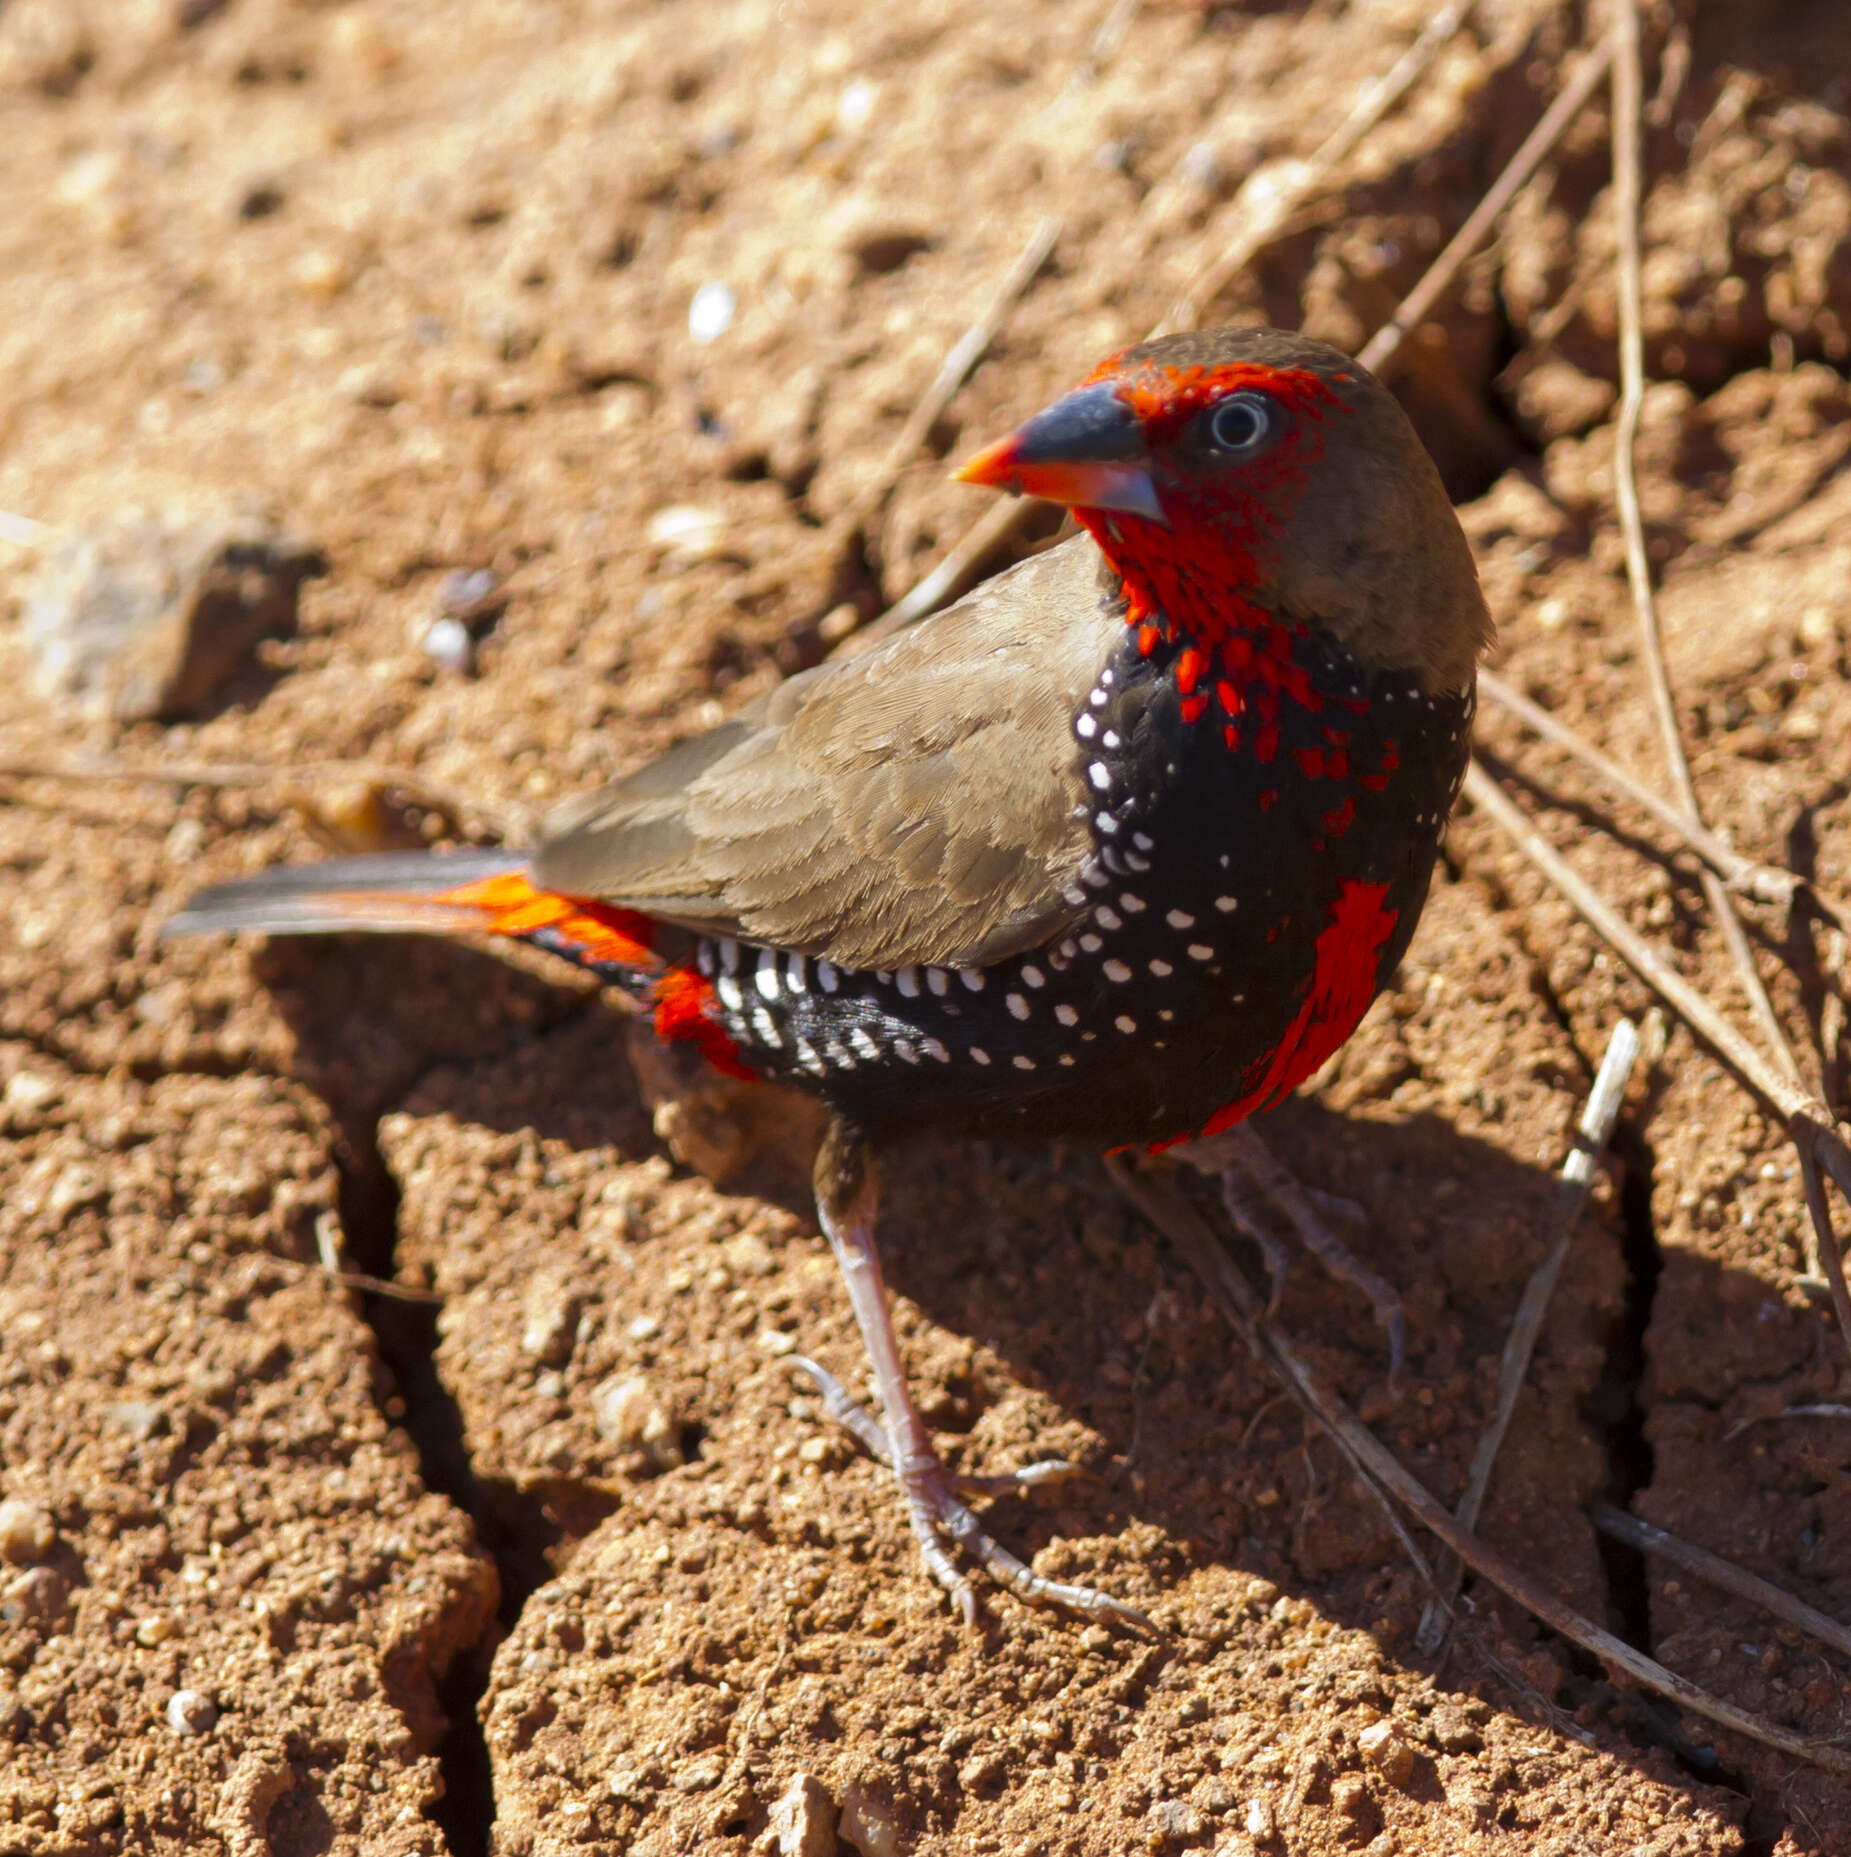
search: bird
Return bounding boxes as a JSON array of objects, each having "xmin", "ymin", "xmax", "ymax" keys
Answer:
[{"xmin": 166, "ymin": 327, "xmax": 1491, "ymax": 1628}]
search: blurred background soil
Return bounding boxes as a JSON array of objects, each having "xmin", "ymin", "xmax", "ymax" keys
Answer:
[{"xmin": 3, "ymin": 1, "xmax": 1851, "ymax": 1853}]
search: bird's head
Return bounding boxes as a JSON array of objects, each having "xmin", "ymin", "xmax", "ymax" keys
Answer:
[{"xmin": 956, "ymin": 328, "xmax": 1489, "ymax": 693}]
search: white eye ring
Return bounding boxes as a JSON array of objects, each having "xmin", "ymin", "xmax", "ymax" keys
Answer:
[{"xmin": 1208, "ymin": 392, "xmax": 1271, "ymax": 453}]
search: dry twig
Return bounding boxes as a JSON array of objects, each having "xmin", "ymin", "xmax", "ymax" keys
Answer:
[
  {"xmin": 1109, "ymin": 1157, "xmax": 1851, "ymax": 1774},
  {"xmin": 833, "ymin": 216, "xmax": 1062, "ymax": 549},
  {"xmin": 1165, "ymin": 1, "xmax": 1477, "ymax": 336},
  {"xmin": 1416, "ymin": 1017, "xmax": 1642, "ymax": 1654},
  {"xmin": 1477, "ymin": 669, "xmax": 1851, "ymax": 930},
  {"xmin": 1606, "ymin": 0, "xmax": 1841, "ymax": 1300},
  {"xmin": 1358, "ymin": 31, "xmax": 1616, "ymax": 381},
  {"xmin": 1460, "ymin": 760, "xmax": 1851, "ymax": 1358},
  {"xmin": 858, "ymin": 5, "xmax": 1479, "ymax": 647},
  {"xmin": 1590, "ymin": 1500, "xmax": 1851, "ymax": 1665},
  {"xmin": 0, "ymin": 753, "xmax": 529, "ymax": 842}
]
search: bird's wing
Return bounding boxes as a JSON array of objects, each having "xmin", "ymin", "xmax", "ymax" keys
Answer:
[{"xmin": 533, "ymin": 536, "xmax": 1119, "ymax": 971}]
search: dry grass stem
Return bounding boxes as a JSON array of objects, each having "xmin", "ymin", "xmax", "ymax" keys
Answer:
[
  {"xmin": 1606, "ymin": 0, "xmax": 1845, "ymax": 1302},
  {"xmin": 1589, "ymin": 1500, "xmax": 1851, "ymax": 1664},
  {"xmin": 834, "ymin": 216, "xmax": 1062, "ymax": 547},
  {"xmin": 868, "ymin": 5, "xmax": 1477, "ymax": 642},
  {"xmin": 1110, "ymin": 1157, "xmax": 1851, "ymax": 1774},
  {"xmin": 1477, "ymin": 669, "xmax": 1851, "ymax": 929},
  {"xmin": 1358, "ymin": 29, "xmax": 1616, "ymax": 381},
  {"xmin": 1415, "ymin": 1017, "xmax": 1641, "ymax": 1654},
  {"xmin": 1166, "ymin": 1, "xmax": 1477, "ymax": 336},
  {"xmin": 0, "ymin": 753, "xmax": 529, "ymax": 842},
  {"xmin": 1461, "ymin": 760, "xmax": 1851, "ymax": 1356}
]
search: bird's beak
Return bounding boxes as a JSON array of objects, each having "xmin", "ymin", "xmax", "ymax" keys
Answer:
[{"xmin": 955, "ymin": 381, "xmax": 1168, "ymax": 526}]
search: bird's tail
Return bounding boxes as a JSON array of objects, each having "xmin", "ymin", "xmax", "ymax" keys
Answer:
[{"xmin": 161, "ymin": 848, "xmax": 663, "ymax": 976}]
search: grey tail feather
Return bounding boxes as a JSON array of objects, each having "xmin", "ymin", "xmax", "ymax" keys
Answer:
[{"xmin": 161, "ymin": 847, "xmax": 527, "ymax": 941}]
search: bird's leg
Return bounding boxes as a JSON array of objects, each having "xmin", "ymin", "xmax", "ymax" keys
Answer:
[
  {"xmin": 809, "ymin": 1118, "xmax": 1151, "ymax": 1629},
  {"xmin": 1181, "ymin": 1121, "xmax": 1406, "ymax": 1384}
]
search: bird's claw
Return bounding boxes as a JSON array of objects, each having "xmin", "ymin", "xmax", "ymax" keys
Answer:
[{"xmin": 789, "ymin": 1356, "xmax": 1151, "ymax": 1632}]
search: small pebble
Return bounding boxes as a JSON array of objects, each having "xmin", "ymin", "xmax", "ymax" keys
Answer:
[
  {"xmin": 166, "ymin": 1690, "xmax": 218, "ymax": 1736},
  {"xmin": 136, "ymin": 1615, "xmax": 175, "ymax": 1647},
  {"xmin": 1148, "ymin": 1799, "xmax": 1202, "ymax": 1845},
  {"xmin": 1357, "ymin": 1719, "xmax": 1414, "ymax": 1787},
  {"xmin": 591, "ymin": 1374, "xmax": 683, "ymax": 1470},
  {"xmin": 769, "ymin": 1772, "xmax": 837, "ymax": 1857},
  {"xmin": 0, "ymin": 1501, "xmax": 56, "ymax": 1567},
  {"xmin": 420, "ymin": 616, "xmax": 474, "ymax": 674},
  {"xmin": 2, "ymin": 1072, "xmax": 59, "ymax": 1115},
  {"xmin": 520, "ymin": 1275, "xmax": 580, "ymax": 1366},
  {"xmin": 2, "ymin": 1568, "xmax": 66, "ymax": 1624},
  {"xmin": 687, "ymin": 281, "xmax": 735, "ymax": 344},
  {"xmin": 105, "ymin": 1401, "xmax": 168, "ymax": 1441}
]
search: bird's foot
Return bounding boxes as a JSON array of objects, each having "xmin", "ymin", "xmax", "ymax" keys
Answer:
[
  {"xmin": 1182, "ymin": 1122, "xmax": 1406, "ymax": 1385},
  {"xmin": 791, "ymin": 1355, "xmax": 1152, "ymax": 1633}
]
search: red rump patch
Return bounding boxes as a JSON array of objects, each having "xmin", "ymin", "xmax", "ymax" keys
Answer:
[
  {"xmin": 437, "ymin": 872, "xmax": 755, "ymax": 1080},
  {"xmin": 1152, "ymin": 878, "xmax": 1399, "ymax": 1149},
  {"xmin": 652, "ymin": 966, "xmax": 758, "ymax": 1081}
]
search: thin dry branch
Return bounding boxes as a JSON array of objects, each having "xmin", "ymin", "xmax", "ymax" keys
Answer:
[
  {"xmin": 1110, "ymin": 1157, "xmax": 1851, "ymax": 1774},
  {"xmin": 1461, "ymin": 759, "xmax": 1851, "ymax": 1357},
  {"xmin": 1608, "ymin": 0, "xmax": 1838, "ymax": 1298},
  {"xmin": 1477, "ymin": 669, "xmax": 1851, "ymax": 930},
  {"xmin": 856, "ymin": 7, "xmax": 1477, "ymax": 645},
  {"xmin": 1590, "ymin": 1500, "xmax": 1851, "ymax": 1665},
  {"xmin": 1165, "ymin": 1, "xmax": 1477, "ymax": 336},
  {"xmin": 1416, "ymin": 1017, "xmax": 1641, "ymax": 1654},
  {"xmin": 0, "ymin": 753, "xmax": 529, "ymax": 842},
  {"xmin": 833, "ymin": 216, "xmax": 1062, "ymax": 547},
  {"xmin": 1358, "ymin": 31, "xmax": 1616, "ymax": 381}
]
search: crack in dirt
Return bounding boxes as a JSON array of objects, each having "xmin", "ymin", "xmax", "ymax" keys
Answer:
[{"xmin": 332, "ymin": 1123, "xmax": 504, "ymax": 1857}]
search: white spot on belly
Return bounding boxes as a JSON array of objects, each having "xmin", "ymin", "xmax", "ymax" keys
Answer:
[
  {"xmin": 1187, "ymin": 944, "xmax": 1214, "ymax": 962},
  {"xmin": 1103, "ymin": 958, "xmax": 1132, "ymax": 983},
  {"xmin": 1114, "ymin": 1014, "xmax": 1137, "ymax": 1034},
  {"xmin": 960, "ymin": 969, "xmax": 986, "ymax": 992},
  {"xmin": 1055, "ymin": 1003, "xmax": 1079, "ymax": 1027},
  {"xmin": 926, "ymin": 967, "xmax": 949, "ymax": 996},
  {"xmin": 1095, "ymin": 812, "xmax": 1119, "ymax": 834},
  {"xmin": 1058, "ymin": 1053, "xmax": 1076, "ymax": 1066},
  {"xmin": 1165, "ymin": 909, "xmax": 1195, "ymax": 929},
  {"xmin": 970, "ymin": 1046, "xmax": 992, "ymax": 1065},
  {"xmin": 696, "ymin": 942, "xmax": 716, "ymax": 976},
  {"xmin": 1102, "ymin": 729, "xmax": 1121, "ymax": 749},
  {"xmin": 817, "ymin": 960, "xmax": 840, "ymax": 993},
  {"xmin": 1007, "ymin": 992, "xmax": 1030, "ymax": 1021},
  {"xmin": 850, "ymin": 1028, "xmax": 881, "ymax": 1061},
  {"xmin": 1119, "ymin": 893, "xmax": 1146, "ymax": 913},
  {"xmin": 896, "ymin": 967, "xmax": 920, "ymax": 998},
  {"xmin": 785, "ymin": 953, "xmax": 807, "ymax": 992},
  {"xmin": 1076, "ymin": 713, "xmax": 1097, "ymax": 738},
  {"xmin": 922, "ymin": 1036, "xmax": 949, "ymax": 1062},
  {"xmin": 794, "ymin": 1037, "xmax": 825, "ymax": 1076},
  {"xmin": 1095, "ymin": 905, "xmax": 1122, "ymax": 930},
  {"xmin": 752, "ymin": 1006, "xmax": 781, "ymax": 1046},
  {"xmin": 1214, "ymin": 896, "xmax": 1239, "ymax": 912},
  {"xmin": 1079, "ymin": 933, "xmax": 1103, "ymax": 953},
  {"xmin": 719, "ymin": 938, "xmax": 741, "ymax": 973},
  {"xmin": 893, "ymin": 1037, "xmax": 920, "ymax": 1065},
  {"xmin": 756, "ymin": 951, "xmax": 782, "ymax": 1001},
  {"xmin": 717, "ymin": 975, "xmax": 745, "ymax": 1011},
  {"xmin": 1149, "ymin": 959, "xmax": 1173, "ymax": 977},
  {"xmin": 1021, "ymin": 964, "xmax": 1045, "ymax": 988},
  {"xmin": 1132, "ymin": 832, "xmax": 1154, "ymax": 852},
  {"xmin": 1012, "ymin": 1054, "xmax": 1036, "ymax": 1070},
  {"xmin": 825, "ymin": 1038, "xmax": 855, "ymax": 1068}
]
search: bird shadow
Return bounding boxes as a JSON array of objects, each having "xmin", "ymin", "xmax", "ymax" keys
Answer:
[{"xmin": 251, "ymin": 936, "xmax": 1850, "ymax": 1848}]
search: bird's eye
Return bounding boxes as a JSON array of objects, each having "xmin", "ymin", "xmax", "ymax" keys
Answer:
[{"xmin": 1207, "ymin": 392, "xmax": 1271, "ymax": 454}]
